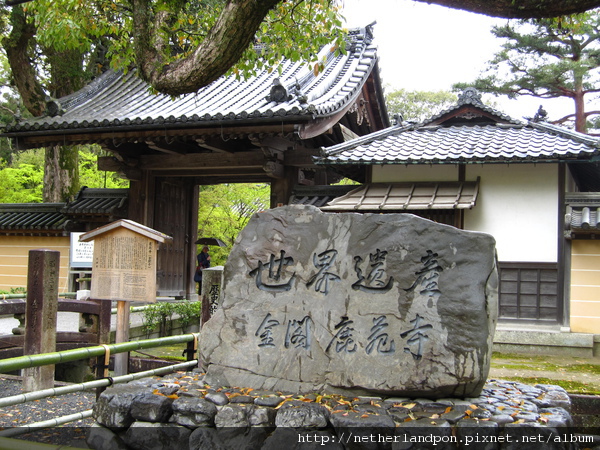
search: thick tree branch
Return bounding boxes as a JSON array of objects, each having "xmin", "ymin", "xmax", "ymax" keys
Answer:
[
  {"xmin": 415, "ymin": 0, "xmax": 600, "ymax": 19},
  {"xmin": 132, "ymin": 0, "xmax": 280, "ymax": 96}
]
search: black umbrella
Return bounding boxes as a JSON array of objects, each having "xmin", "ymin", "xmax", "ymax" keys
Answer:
[{"xmin": 195, "ymin": 237, "xmax": 227, "ymax": 247}]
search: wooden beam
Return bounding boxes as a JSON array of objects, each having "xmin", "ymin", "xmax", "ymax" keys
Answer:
[
  {"xmin": 151, "ymin": 168, "xmax": 269, "ymax": 177},
  {"xmin": 195, "ymin": 137, "xmax": 235, "ymax": 153},
  {"xmin": 139, "ymin": 151, "xmax": 265, "ymax": 170},
  {"xmin": 145, "ymin": 140, "xmax": 200, "ymax": 155},
  {"xmin": 283, "ymin": 147, "xmax": 320, "ymax": 167},
  {"xmin": 11, "ymin": 124, "xmax": 298, "ymax": 148}
]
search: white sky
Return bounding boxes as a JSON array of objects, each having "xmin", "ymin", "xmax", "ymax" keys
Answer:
[{"xmin": 342, "ymin": 0, "xmax": 576, "ymax": 122}]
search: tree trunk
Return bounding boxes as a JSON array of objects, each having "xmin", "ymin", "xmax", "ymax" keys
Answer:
[
  {"xmin": 573, "ymin": 83, "xmax": 587, "ymax": 133},
  {"xmin": 4, "ymin": 6, "xmax": 87, "ymax": 203},
  {"xmin": 2, "ymin": 5, "xmax": 45, "ymax": 116},
  {"xmin": 43, "ymin": 145, "xmax": 80, "ymax": 203}
]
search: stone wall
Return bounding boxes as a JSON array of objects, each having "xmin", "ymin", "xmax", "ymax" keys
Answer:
[{"xmin": 87, "ymin": 370, "xmax": 583, "ymax": 450}]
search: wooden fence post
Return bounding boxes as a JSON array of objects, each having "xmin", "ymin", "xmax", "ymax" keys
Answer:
[{"xmin": 23, "ymin": 249, "xmax": 59, "ymax": 392}]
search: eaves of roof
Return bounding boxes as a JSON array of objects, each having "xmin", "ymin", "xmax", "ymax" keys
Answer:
[
  {"xmin": 0, "ymin": 204, "xmax": 67, "ymax": 233},
  {"xmin": 321, "ymin": 180, "xmax": 480, "ymax": 211},
  {"xmin": 61, "ymin": 188, "xmax": 128, "ymax": 216},
  {"xmin": 3, "ymin": 28, "xmax": 379, "ymax": 138},
  {"xmin": 317, "ymin": 121, "xmax": 600, "ymax": 165},
  {"xmin": 0, "ymin": 188, "xmax": 130, "ymax": 235}
]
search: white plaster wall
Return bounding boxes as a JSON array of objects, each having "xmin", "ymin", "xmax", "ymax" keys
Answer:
[
  {"xmin": 464, "ymin": 164, "xmax": 558, "ymax": 263},
  {"xmin": 371, "ymin": 163, "xmax": 559, "ymax": 263},
  {"xmin": 372, "ymin": 164, "xmax": 460, "ymax": 183}
]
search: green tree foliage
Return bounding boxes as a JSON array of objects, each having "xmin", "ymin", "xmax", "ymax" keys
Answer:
[
  {"xmin": 0, "ymin": 162, "xmax": 43, "ymax": 203},
  {"xmin": 455, "ymin": 10, "xmax": 600, "ymax": 133},
  {"xmin": 0, "ymin": 146, "xmax": 128, "ymax": 203},
  {"xmin": 79, "ymin": 146, "xmax": 129, "ymax": 189},
  {"xmin": 385, "ymin": 88, "xmax": 458, "ymax": 124},
  {"xmin": 197, "ymin": 183, "xmax": 269, "ymax": 266},
  {"xmin": 0, "ymin": 0, "xmax": 345, "ymax": 199}
]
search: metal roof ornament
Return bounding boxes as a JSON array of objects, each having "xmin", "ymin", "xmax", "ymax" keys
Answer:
[
  {"xmin": 289, "ymin": 78, "xmax": 308, "ymax": 104},
  {"xmin": 532, "ymin": 105, "xmax": 548, "ymax": 122},
  {"xmin": 457, "ymin": 87, "xmax": 483, "ymax": 106},
  {"xmin": 45, "ymin": 97, "xmax": 64, "ymax": 117},
  {"xmin": 266, "ymin": 78, "xmax": 292, "ymax": 104}
]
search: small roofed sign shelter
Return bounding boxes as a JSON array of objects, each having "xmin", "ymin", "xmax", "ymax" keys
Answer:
[{"xmin": 80, "ymin": 219, "xmax": 172, "ymax": 375}]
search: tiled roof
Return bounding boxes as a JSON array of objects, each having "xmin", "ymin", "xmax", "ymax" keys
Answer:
[
  {"xmin": 317, "ymin": 88, "xmax": 600, "ymax": 166},
  {"xmin": 62, "ymin": 188, "xmax": 128, "ymax": 216},
  {"xmin": 422, "ymin": 87, "xmax": 521, "ymax": 126},
  {"xmin": 0, "ymin": 204, "xmax": 67, "ymax": 233},
  {"xmin": 568, "ymin": 207, "xmax": 600, "ymax": 230},
  {"xmin": 4, "ymin": 28, "xmax": 379, "ymax": 135},
  {"xmin": 565, "ymin": 193, "xmax": 600, "ymax": 236},
  {"xmin": 0, "ymin": 188, "xmax": 129, "ymax": 235},
  {"xmin": 321, "ymin": 181, "xmax": 479, "ymax": 211},
  {"xmin": 318, "ymin": 121, "xmax": 600, "ymax": 165},
  {"xmin": 289, "ymin": 185, "xmax": 357, "ymax": 207}
]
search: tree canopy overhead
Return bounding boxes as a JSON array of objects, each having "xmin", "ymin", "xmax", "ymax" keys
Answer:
[
  {"xmin": 419, "ymin": 0, "xmax": 600, "ymax": 19},
  {"xmin": 103, "ymin": 0, "xmax": 600, "ymax": 96},
  {"xmin": 455, "ymin": 10, "xmax": 600, "ymax": 133},
  {"xmin": 2, "ymin": 0, "xmax": 600, "ymax": 201}
]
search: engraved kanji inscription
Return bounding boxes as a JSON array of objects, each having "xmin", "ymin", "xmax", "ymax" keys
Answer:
[
  {"xmin": 366, "ymin": 315, "xmax": 396, "ymax": 355},
  {"xmin": 400, "ymin": 314, "xmax": 433, "ymax": 361},
  {"xmin": 255, "ymin": 313, "xmax": 280, "ymax": 348},
  {"xmin": 249, "ymin": 250, "xmax": 297, "ymax": 292},
  {"xmin": 352, "ymin": 249, "xmax": 394, "ymax": 293},
  {"xmin": 306, "ymin": 249, "xmax": 341, "ymax": 294},
  {"xmin": 285, "ymin": 316, "xmax": 313, "ymax": 350},
  {"xmin": 208, "ymin": 284, "xmax": 220, "ymax": 316},
  {"xmin": 404, "ymin": 250, "xmax": 443, "ymax": 300},
  {"xmin": 326, "ymin": 316, "xmax": 358, "ymax": 353}
]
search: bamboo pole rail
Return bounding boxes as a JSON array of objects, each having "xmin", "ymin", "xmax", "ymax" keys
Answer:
[{"xmin": 0, "ymin": 333, "xmax": 199, "ymax": 374}]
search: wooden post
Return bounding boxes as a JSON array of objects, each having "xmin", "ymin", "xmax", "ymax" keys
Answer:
[
  {"xmin": 79, "ymin": 220, "xmax": 172, "ymax": 378},
  {"xmin": 23, "ymin": 249, "xmax": 59, "ymax": 392},
  {"xmin": 90, "ymin": 298, "xmax": 112, "ymax": 398},
  {"xmin": 114, "ymin": 300, "xmax": 131, "ymax": 375}
]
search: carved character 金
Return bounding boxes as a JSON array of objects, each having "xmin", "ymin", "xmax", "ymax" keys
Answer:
[
  {"xmin": 400, "ymin": 314, "xmax": 433, "ymax": 361},
  {"xmin": 255, "ymin": 313, "xmax": 280, "ymax": 348},
  {"xmin": 366, "ymin": 315, "xmax": 395, "ymax": 355},
  {"xmin": 306, "ymin": 249, "xmax": 341, "ymax": 294},
  {"xmin": 285, "ymin": 316, "xmax": 313, "ymax": 350},
  {"xmin": 249, "ymin": 250, "xmax": 297, "ymax": 292},
  {"xmin": 404, "ymin": 250, "xmax": 443, "ymax": 300},
  {"xmin": 352, "ymin": 249, "xmax": 394, "ymax": 293},
  {"xmin": 326, "ymin": 316, "xmax": 358, "ymax": 353}
]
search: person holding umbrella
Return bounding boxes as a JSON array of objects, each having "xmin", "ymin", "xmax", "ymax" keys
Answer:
[
  {"xmin": 194, "ymin": 237, "xmax": 225, "ymax": 293},
  {"xmin": 194, "ymin": 246, "xmax": 211, "ymax": 290}
]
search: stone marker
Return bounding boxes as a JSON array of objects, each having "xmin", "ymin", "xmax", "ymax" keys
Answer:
[
  {"xmin": 23, "ymin": 249, "xmax": 59, "ymax": 392},
  {"xmin": 199, "ymin": 205, "xmax": 498, "ymax": 398}
]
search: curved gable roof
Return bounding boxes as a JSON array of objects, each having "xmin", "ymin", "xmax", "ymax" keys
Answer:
[{"xmin": 3, "ymin": 27, "xmax": 387, "ymax": 143}]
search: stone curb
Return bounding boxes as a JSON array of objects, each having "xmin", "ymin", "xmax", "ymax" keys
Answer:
[{"xmin": 86, "ymin": 370, "xmax": 599, "ymax": 450}]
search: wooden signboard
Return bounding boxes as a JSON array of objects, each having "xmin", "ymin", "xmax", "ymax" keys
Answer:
[
  {"xmin": 80, "ymin": 220, "xmax": 172, "ymax": 375},
  {"xmin": 80, "ymin": 220, "xmax": 172, "ymax": 303}
]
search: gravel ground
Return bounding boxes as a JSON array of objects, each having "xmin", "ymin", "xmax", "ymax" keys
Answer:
[{"xmin": 0, "ymin": 375, "xmax": 96, "ymax": 448}]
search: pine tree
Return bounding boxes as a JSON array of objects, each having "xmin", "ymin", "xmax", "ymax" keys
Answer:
[{"xmin": 456, "ymin": 10, "xmax": 600, "ymax": 133}]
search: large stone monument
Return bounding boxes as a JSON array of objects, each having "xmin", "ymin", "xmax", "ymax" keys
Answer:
[{"xmin": 199, "ymin": 205, "xmax": 498, "ymax": 398}]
